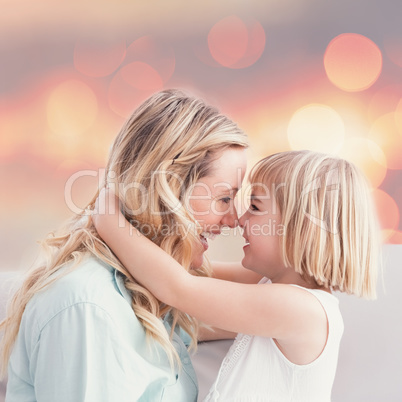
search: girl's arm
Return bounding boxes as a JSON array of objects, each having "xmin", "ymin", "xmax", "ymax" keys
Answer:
[
  {"xmin": 211, "ymin": 261, "xmax": 263, "ymax": 284},
  {"xmin": 93, "ymin": 190, "xmax": 325, "ymax": 342},
  {"xmin": 198, "ymin": 262, "xmax": 258, "ymax": 340},
  {"xmin": 197, "ymin": 325, "xmax": 236, "ymax": 341}
]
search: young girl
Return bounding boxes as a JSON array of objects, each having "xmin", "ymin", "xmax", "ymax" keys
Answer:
[{"xmin": 94, "ymin": 150, "xmax": 380, "ymax": 401}]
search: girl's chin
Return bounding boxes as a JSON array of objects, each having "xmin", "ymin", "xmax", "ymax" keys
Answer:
[{"xmin": 241, "ymin": 256, "xmax": 250, "ymax": 270}]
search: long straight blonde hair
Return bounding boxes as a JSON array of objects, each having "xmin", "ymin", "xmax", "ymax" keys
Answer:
[
  {"xmin": 249, "ymin": 150, "xmax": 380, "ymax": 299},
  {"xmin": 0, "ymin": 89, "xmax": 248, "ymax": 375}
]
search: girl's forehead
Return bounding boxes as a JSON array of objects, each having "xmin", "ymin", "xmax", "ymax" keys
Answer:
[
  {"xmin": 248, "ymin": 182, "xmax": 281, "ymax": 207},
  {"xmin": 249, "ymin": 182, "xmax": 273, "ymax": 195}
]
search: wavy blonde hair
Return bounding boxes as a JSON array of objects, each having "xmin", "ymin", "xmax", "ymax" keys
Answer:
[
  {"xmin": 249, "ymin": 150, "xmax": 380, "ymax": 299},
  {"xmin": 0, "ymin": 89, "xmax": 248, "ymax": 375}
]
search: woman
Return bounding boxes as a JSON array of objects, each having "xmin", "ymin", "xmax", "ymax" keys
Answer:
[{"xmin": 0, "ymin": 89, "xmax": 248, "ymax": 401}]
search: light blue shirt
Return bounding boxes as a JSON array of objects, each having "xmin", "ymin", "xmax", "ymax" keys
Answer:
[{"xmin": 6, "ymin": 256, "xmax": 198, "ymax": 401}]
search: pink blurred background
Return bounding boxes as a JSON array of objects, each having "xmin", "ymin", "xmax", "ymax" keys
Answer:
[{"xmin": 1, "ymin": 0, "xmax": 402, "ymax": 272}]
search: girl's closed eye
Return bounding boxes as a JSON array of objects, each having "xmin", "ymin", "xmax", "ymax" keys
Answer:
[{"xmin": 250, "ymin": 203, "xmax": 259, "ymax": 212}]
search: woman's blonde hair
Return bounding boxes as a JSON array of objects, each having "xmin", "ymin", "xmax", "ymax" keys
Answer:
[
  {"xmin": 0, "ymin": 89, "xmax": 248, "ymax": 375},
  {"xmin": 249, "ymin": 150, "xmax": 380, "ymax": 299}
]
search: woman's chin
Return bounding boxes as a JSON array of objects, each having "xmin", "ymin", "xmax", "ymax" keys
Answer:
[{"xmin": 190, "ymin": 253, "xmax": 204, "ymax": 270}]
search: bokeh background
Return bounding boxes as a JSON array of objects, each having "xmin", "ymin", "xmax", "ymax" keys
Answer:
[{"xmin": 1, "ymin": 0, "xmax": 402, "ymax": 272}]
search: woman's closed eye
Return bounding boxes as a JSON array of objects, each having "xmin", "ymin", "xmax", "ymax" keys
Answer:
[{"xmin": 220, "ymin": 197, "xmax": 232, "ymax": 204}]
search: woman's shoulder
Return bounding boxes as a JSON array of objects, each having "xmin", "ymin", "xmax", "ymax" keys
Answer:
[
  {"xmin": 41, "ymin": 256, "xmax": 116, "ymax": 295},
  {"xmin": 50, "ymin": 255, "xmax": 117, "ymax": 293},
  {"xmin": 24, "ymin": 256, "xmax": 132, "ymax": 330}
]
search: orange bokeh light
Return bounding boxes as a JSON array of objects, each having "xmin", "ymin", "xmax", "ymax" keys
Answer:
[
  {"xmin": 0, "ymin": 76, "xmax": 62, "ymax": 159},
  {"xmin": 120, "ymin": 62, "xmax": 163, "ymax": 92},
  {"xmin": 74, "ymin": 38, "xmax": 126, "ymax": 77},
  {"xmin": 236, "ymin": 21, "xmax": 266, "ymax": 69},
  {"xmin": 208, "ymin": 16, "xmax": 265, "ymax": 69},
  {"xmin": 125, "ymin": 36, "xmax": 175, "ymax": 84},
  {"xmin": 395, "ymin": 98, "xmax": 402, "ymax": 134},
  {"xmin": 384, "ymin": 35, "xmax": 402, "ymax": 68},
  {"xmin": 0, "ymin": 101, "xmax": 42, "ymax": 158},
  {"xmin": 47, "ymin": 79, "xmax": 98, "ymax": 139},
  {"xmin": 368, "ymin": 113, "xmax": 402, "ymax": 170},
  {"xmin": 387, "ymin": 230, "xmax": 402, "ymax": 244},
  {"xmin": 324, "ymin": 33, "xmax": 382, "ymax": 92},
  {"xmin": 372, "ymin": 189, "xmax": 400, "ymax": 242},
  {"xmin": 256, "ymin": 124, "xmax": 290, "ymax": 156},
  {"xmin": 108, "ymin": 70, "xmax": 157, "ymax": 119},
  {"xmin": 367, "ymin": 85, "xmax": 402, "ymax": 123},
  {"xmin": 54, "ymin": 159, "xmax": 94, "ymax": 179},
  {"xmin": 208, "ymin": 16, "xmax": 247, "ymax": 67},
  {"xmin": 338, "ymin": 138, "xmax": 387, "ymax": 188},
  {"xmin": 287, "ymin": 104, "xmax": 345, "ymax": 154}
]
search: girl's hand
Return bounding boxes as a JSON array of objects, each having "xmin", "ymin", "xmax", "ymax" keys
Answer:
[{"xmin": 92, "ymin": 187, "xmax": 122, "ymax": 238}]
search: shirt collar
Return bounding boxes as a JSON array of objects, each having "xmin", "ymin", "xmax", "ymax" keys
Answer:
[{"xmin": 112, "ymin": 267, "xmax": 133, "ymax": 305}]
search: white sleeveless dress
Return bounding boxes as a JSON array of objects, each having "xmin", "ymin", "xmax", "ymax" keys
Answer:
[{"xmin": 204, "ymin": 278, "xmax": 344, "ymax": 401}]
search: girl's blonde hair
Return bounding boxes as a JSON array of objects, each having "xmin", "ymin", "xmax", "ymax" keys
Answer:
[
  {"xmin": 0, "ymin": 89, "xmax": 248, "ymax": 375},
  {"xmin": 249, "ymin": 150, "xmax": 380, "ymax": 299}
]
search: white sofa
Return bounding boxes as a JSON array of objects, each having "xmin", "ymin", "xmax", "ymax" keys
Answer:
[{"xmin": 1, "ymin": 245, "xmax": 401, "ymax": 401}]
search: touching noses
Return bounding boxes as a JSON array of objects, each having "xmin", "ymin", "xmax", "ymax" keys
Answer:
[
  {"xmin": 238, "ymin": 209, "xmax": 249, "ymax": 229},
  {"xmin": 221, "ymin": 205, "xmax": 239, "ymax": 228}
]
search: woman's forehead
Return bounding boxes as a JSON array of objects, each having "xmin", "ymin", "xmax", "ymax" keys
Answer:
[
  {"xmin": 196, "ymin": 174, "xmax": 240, "ymax": 195},
  {"xmin": 209, "ymin": 147, "xmax": 247, "ymax": 177}
]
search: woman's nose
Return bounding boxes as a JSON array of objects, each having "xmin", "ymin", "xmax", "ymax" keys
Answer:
[{"xmin": 222, "ymin": 206, "xmax": 239, "ymax": 228}]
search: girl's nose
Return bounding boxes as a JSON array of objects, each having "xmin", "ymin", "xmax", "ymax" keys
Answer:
[{"xmin": 238, "ymin": 211, "xmax": 247, "ymax": 228}]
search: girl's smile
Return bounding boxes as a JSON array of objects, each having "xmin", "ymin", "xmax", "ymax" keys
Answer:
[{"xmin": 239, "ymin": 186, "xmax": 285, "ymax": 280}]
